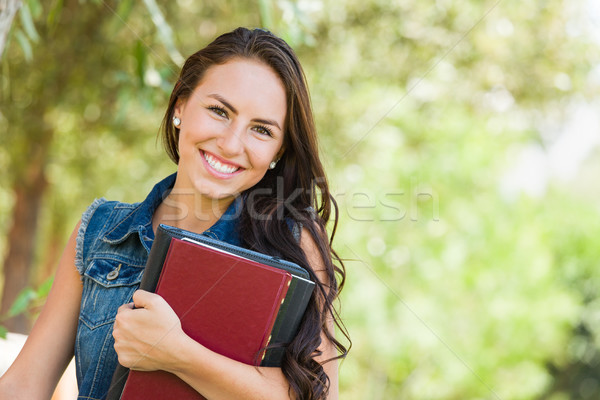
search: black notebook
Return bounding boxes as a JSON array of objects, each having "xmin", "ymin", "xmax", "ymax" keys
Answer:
[{"xmin": 106, "ymin": 224, "xmax": 314, "ymax": 400}]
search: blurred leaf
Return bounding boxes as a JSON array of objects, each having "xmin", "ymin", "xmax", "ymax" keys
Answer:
[
  {"xmin": 0, "ymin": 325, "xmax": 7, "ymax": 339},
  {"xmin": 116, "ymin": 0, "xmax": 135, "ymax": 21},
  {"xmin": 135, "ymin": 40, "xmax": 146, "ymax": 87},
  {"xmin": 258, "ymin": 0, "xmax": 273, "ymax": 29},
  {"xmin": 47, "ymin": 0, "xmax": 64, "ymax": 30},
  {"xmin": 36, "ymin": 277, "xmax": 53, "ymax": 298},
  {"xmin": 8, "ymin": 288, "xmax": 36, "ymax": 317},
  {"xmin": 19, "ymin": 3, "xmax": 40, "ymax": 43},
  {"xmin": 26, "ymin": 0, "xmax": 43, "ymax": 19},
  {"xmin": 107, "ymin": 0, "xmax": 135, "ymax": 34},
  {"xmin": 14, "ymin": 29, "xmax": 32, "ymax": 61},
  {"xmin": 142, "ymin": 0, "xmax": 184, "ymax": 66}
]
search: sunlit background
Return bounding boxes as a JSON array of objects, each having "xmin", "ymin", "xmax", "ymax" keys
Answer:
[{"xmin": 1, "ymin": 0, "xmax": 600, "ymax": 398}]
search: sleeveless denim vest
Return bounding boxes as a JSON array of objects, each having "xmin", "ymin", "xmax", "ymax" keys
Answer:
[{"xmin": 74, "ymin": 173, "xmax": 244, "ymax": 400}]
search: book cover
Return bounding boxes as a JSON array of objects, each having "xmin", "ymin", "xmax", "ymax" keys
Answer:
[
  {"xmin": 107, "ymin": 224, "xmax": 315, "ymax": 399},
  {"xmin": 119, "ymin": 237, "xmax": 292, "ymax": 400},
  {"xmin": 153, "ymin": 224, "xmax": 315, "ymax": 367}
]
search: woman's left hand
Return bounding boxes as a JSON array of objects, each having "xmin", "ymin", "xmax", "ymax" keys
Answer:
[{"xmin": 112, "ymin": 290, "xmax": 185, "ymax": 372}]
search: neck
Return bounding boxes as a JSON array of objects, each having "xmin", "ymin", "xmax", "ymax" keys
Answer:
[{"xmin": 152, "ymin": 181, "xmax": 235, "ymax": 235}]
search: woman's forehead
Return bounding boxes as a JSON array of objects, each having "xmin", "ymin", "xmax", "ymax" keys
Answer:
[{"xmin": 191, "ymin": 59, "xmax": 286, "ymax": 120}]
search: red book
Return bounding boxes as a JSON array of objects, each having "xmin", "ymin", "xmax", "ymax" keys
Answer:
[{"xmin": 120, "ymin": 237, "xmax": 292, "ymax": 399}]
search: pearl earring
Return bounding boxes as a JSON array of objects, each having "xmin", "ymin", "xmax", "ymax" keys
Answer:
[
  {"xmin": 173, "ymin": 116, "xmax": 181, "ymax": 127},
  {"xmin": 269, "ymin": 159, "xmax": 279, "ymax": 169}
]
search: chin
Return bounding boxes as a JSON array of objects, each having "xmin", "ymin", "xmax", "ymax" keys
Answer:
[{"xmin": 195, "ymin": 186, "xmax": 240, "ymax": 201}]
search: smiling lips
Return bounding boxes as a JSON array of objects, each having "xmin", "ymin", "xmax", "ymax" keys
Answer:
[{"xmin": 201, "ymin": 150, "xmax": 243, "ymax": 176}]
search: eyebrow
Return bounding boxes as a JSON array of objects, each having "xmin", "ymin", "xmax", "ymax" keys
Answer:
[{"xmin": 208, "ymin": 93, "xmax": 282, "ymax": 131}]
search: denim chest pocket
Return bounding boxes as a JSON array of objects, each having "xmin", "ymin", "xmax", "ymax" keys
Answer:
[{"xmin": 79, "ymin": 258, "xmax": 145, "ymax": 329}]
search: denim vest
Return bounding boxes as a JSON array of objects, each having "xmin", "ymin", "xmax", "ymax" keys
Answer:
[{"xmin": 74, "ymin": 173, "xmax": 243, "ymax": 400}]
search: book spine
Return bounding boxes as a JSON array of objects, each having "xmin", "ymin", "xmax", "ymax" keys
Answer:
[
  {"xmin": 139, "ymin": 228, "xmax": 172, "ymax": 292},
  {"xmin": 261, "ymin": 278, "xmax": 314, "ymax": 367},
  {"xmin": 258, "ymin": 274, "xmax": 292, "ymax": 364}
]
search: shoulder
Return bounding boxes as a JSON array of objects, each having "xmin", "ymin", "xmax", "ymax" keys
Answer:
[
  {"xmin": 80, "ymin": 198, "xmax": 140, "ymax": 228},
  {"xmin": 76, "ymin": 198, "xmax": 140, "ymax": 244},
  {"xmin": 288, "ymin": 206, "xmax": 317, "ymax": 243},
  {"xmin": 298, "ymin": 221, "xmax": 329, "ymax": 282},
  {"xmin": 75, "ymin": 198, "xmax": 143, "ymax": 274}
]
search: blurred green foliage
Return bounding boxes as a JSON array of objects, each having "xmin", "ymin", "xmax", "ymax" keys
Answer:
[
  {"xmin": 1, "ymin": 0, "xmax": 600, "ymax": 398},
  {"xmin": 0, "ymin": 277, "xmax": 53, "ymax": 339}
]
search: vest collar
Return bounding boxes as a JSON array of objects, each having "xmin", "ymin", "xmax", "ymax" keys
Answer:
[{"xmin": 103, "ymin": 173, "xmax": 176, "ymax": 245}]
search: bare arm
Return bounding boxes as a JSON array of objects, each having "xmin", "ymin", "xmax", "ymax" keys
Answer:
[
  {"xmin": 0, "ymin": 222, "xmax": 83, "ymax": 400},
  {"xmin": 113, "ymin": 227, "xmax": 339, "ymax": 400}
]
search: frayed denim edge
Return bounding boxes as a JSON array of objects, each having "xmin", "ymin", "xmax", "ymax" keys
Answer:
[
  {"xmin": 292, "ymin": 221, "xmax": 302, "ymax": 243},
  {"xmin": 75, "ymin": 198, "xmax": 107, "ymax": 276}
]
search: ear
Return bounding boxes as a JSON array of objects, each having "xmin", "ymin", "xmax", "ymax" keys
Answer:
[
  {"xmin": 174, "ymin": 98, "xmax": 186, "ymax": 118},
  {"xmin": 275, "ymin": 146, "xmax": 286, "ymax": 160}
]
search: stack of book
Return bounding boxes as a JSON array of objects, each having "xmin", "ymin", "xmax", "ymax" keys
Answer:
[{"xmin": 107, "ymin": 224, "xmax": 314, "ymax": 400}]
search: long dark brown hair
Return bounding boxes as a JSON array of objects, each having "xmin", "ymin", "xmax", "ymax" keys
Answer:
[{"xmin": 160, "ymin": 27, "xmax": 350, "ymax": 400}]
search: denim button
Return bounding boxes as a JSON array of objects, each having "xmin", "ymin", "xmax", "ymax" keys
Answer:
[{"xmin": 107, "ymin": 263, "xmax": 122, "ymax": 280}]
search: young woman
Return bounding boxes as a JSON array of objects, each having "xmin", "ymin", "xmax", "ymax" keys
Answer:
[{"xmin": 0, "ymin": 27, "xmax": 349, "ymax": 400}]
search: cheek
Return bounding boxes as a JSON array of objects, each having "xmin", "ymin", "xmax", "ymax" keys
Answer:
[
  {"xmin": 177, "ymin": 130, "xmax": 191, "ymax": 155},
  {"xmin": 183, "ymin": 116, "xmax": 227, "ymax": 144},
  {"xmin": 252, "ymin": 147, "xmax": 281, "ymax": 170},
  {"xmin": 177, "ymin": 131, "xmax": 201, "ymax": 164}
]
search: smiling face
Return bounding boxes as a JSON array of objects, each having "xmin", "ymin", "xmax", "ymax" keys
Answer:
[{"xmin": 173, "ymin": 58, "xmax": 287, "ymax": 204}]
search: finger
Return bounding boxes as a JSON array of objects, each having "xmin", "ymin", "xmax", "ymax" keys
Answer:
[
  {"xmin": 132, "ymin": 289, "xmax": 158, "ymax": 309},
  {"xmin": 114, "ymin": 304, "xmax": 132, "ymax": 328},
  {"xmin": 117, "ymin": 302, "xmax": 135, "ymax": 313}
]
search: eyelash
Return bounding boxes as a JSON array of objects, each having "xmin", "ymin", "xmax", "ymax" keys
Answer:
[
  {"xmin": 208, "ymin": 105, "xmax": 228, "ymax": 118},
  {"xmin": 208, "ymin": 105, "xmax": 274, "ymax": 137},
  {"xmin": 253, "ymin": 124, "xmax": 274, "ymax": 137}
]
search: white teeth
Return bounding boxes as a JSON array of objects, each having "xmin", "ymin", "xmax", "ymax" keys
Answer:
[{"xmin": 203, "ymin": 152, "xmax": 239, "ymax": 174}]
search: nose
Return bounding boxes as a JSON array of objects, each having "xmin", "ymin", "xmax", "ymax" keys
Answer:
[{"xmin": 216, "ymin": 123, "xmax": 244, "ymax": 157}]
